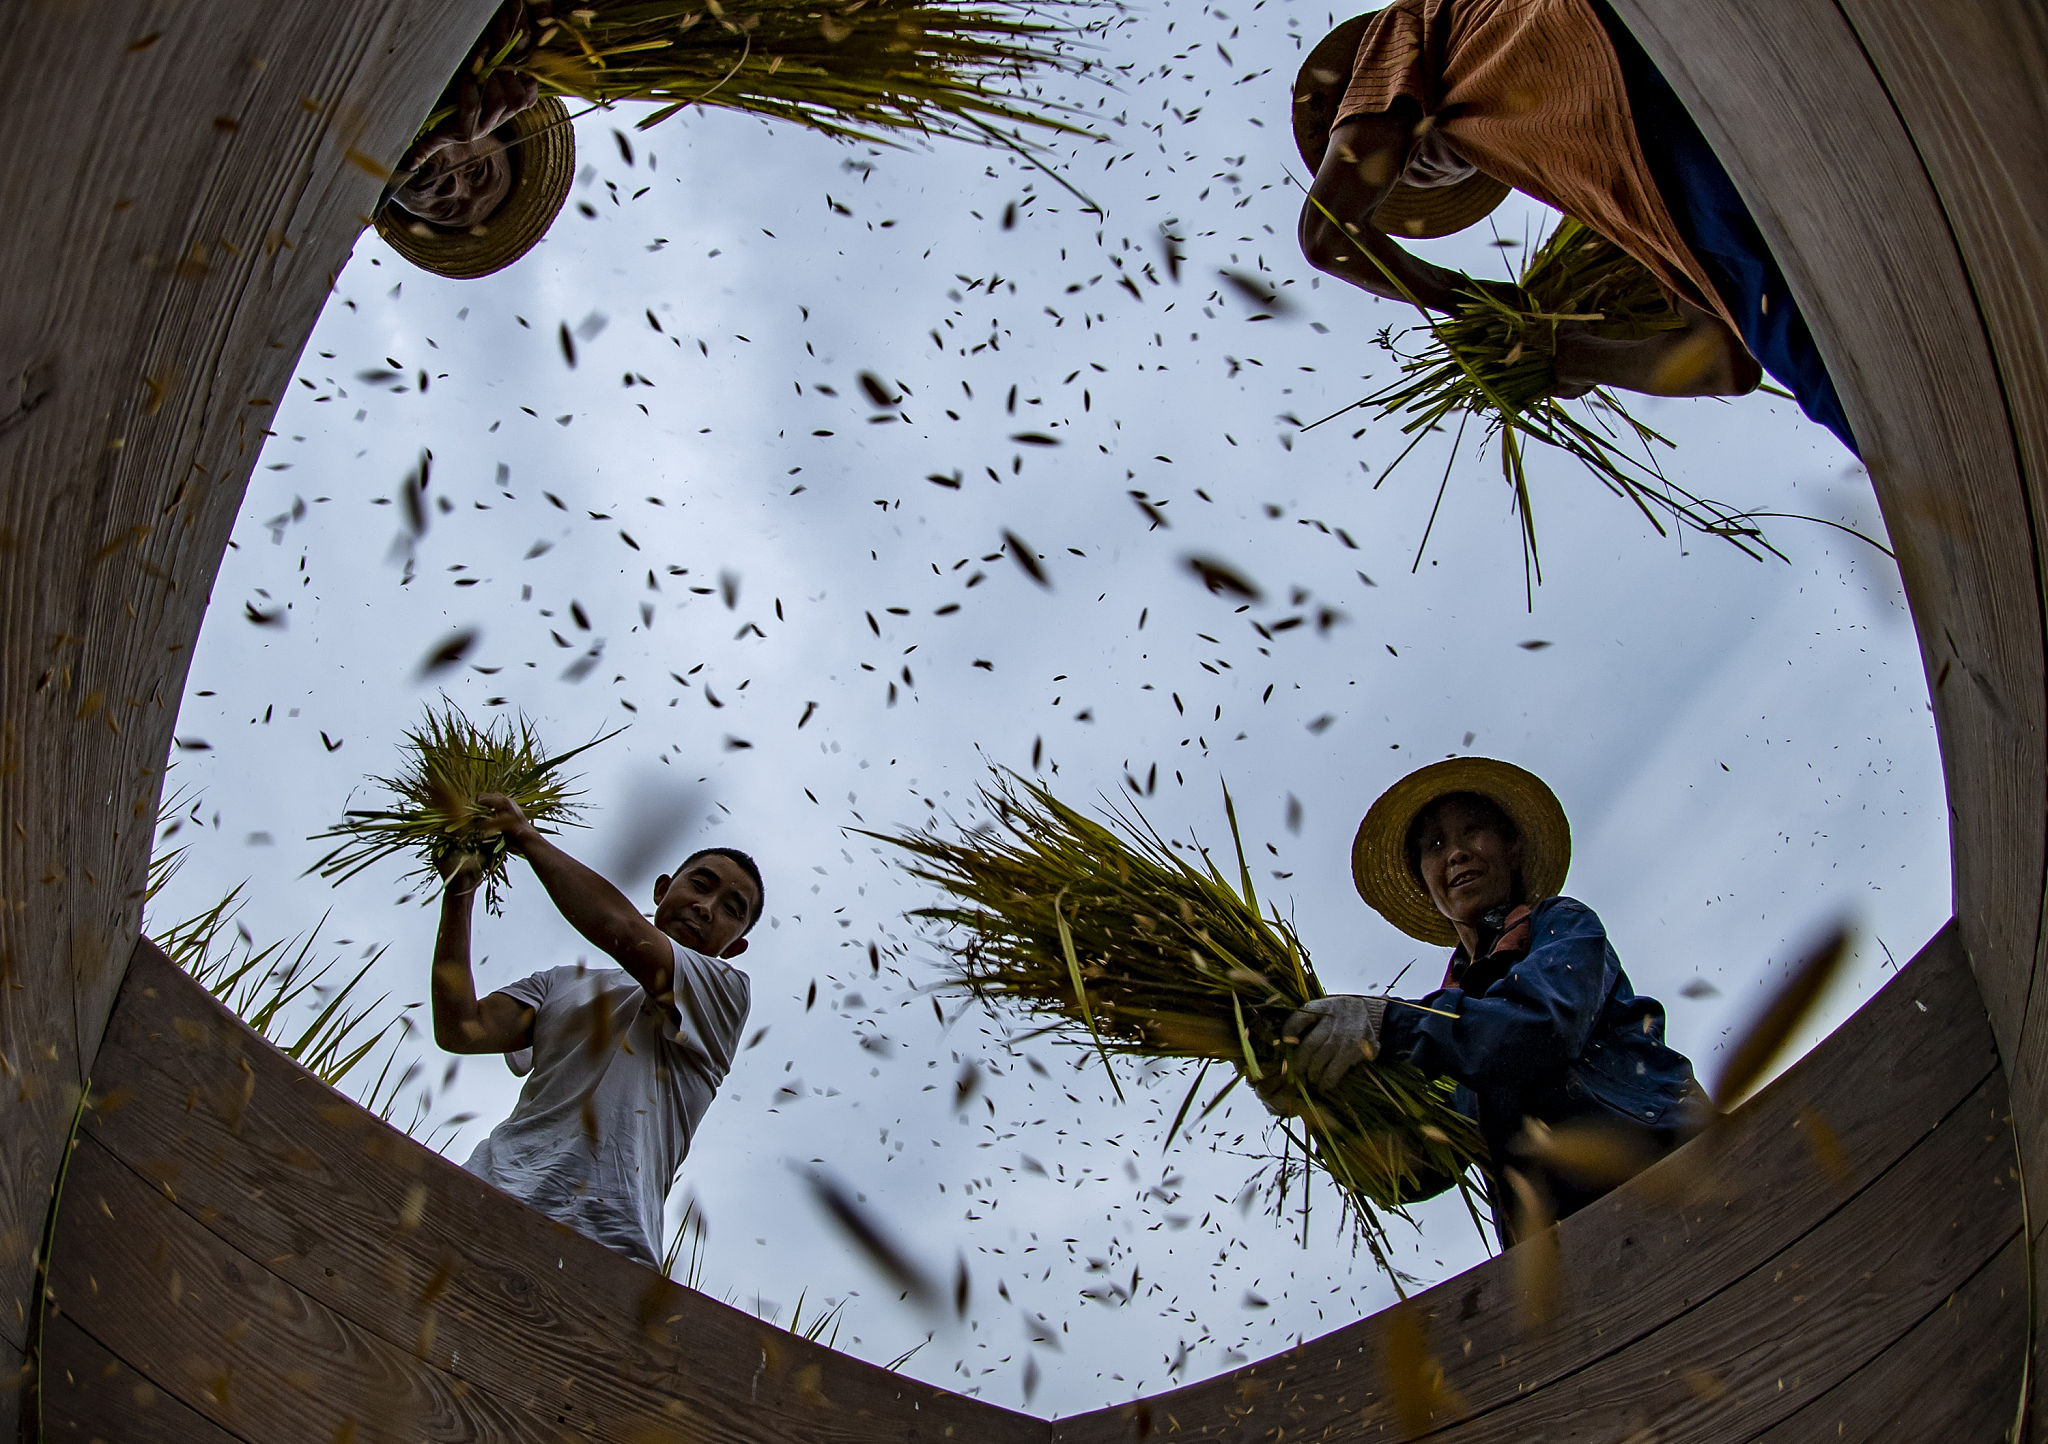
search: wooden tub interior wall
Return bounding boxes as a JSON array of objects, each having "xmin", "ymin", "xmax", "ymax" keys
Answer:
[{"xmin": 2, "ymin": 1, "xmax": 2043, "ymax": 1438}]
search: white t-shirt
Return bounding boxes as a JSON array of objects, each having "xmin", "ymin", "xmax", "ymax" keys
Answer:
[{"xmin": 462, "ymin": 939, "xmax": 750, "ymax": 1265}]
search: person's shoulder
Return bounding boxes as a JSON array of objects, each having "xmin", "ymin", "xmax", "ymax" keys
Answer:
[
  {"xmin": 666, "ymin": 937, "xmax": 753, "ymax": 993},
  {"xmin": 1532, "ymin": 895, "xmax": 1607, "ymax": 932},
  {"xmin": 490, "ymin": 964, "xmax": 577, "ymax": 1000}
]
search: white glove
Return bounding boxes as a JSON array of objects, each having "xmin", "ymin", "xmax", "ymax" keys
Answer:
[{"xmin": 1280, "ymin": 995, "xmax": 1389, "ymax": 1092}]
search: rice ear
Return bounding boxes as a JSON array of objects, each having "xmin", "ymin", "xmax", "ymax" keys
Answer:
[
  {"xmin": 875, "ymin": 772, "xmax": 1488, "ymax": 1269},
  {"xmin": 308, "ymin": 701, "xmax": 618, "ymax": 913}
]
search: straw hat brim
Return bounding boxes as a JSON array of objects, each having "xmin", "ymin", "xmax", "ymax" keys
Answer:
[
  {"xmin": 1292, "ymin": 12, "xmax": 1510, "ymax": 241},
  {"xmin": 376, "ymin": 95, "xmax": 576, "ymax": 281},
  {"xmin": 1351, "ymin": 758, "xmax": 1571, "ymax": 946}
]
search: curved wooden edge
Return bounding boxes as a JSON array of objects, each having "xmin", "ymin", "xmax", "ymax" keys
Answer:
[
  {"xmin": 1604, "ymin": 0, "xmax": 2048, "ymax": 1413},
  {"xmin": 50, "ymin": 923, "xmax": 2017, "ymax": 1441},
  {"xmin": 12, "ymin": 0, "xmax": 2047, "ymax": 1437},
  {"xmin": 1050, "ymin": 922, "xmax": 2019, "ymax": 1439},
  {"xmin": 57, "ymin": 939, "xmax": 1044, "ymax": 1444},
  {"xmin": 0, "ymin": 5, "xmax": 500, "ymax": 1421}
]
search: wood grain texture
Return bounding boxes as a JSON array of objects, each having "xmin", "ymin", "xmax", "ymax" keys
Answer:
[
  {"xmin": 72, "ymin": 941, "xmax": 1045, "ymax": 1444},
  {"xmin": 40, "ymin": 1314, "xmax": 248, "ymax": 1444},
  {"xmin": 1818, "ymin": 3, "xmax": 2048, "ymax": 1420},
  {"xmin": 14, "ymin": 0, "xmax": 2048, "ymax": 1439},
  {"xmin": 1612, "ymin": 0, "xmax": 2042, "ymax": 1053},
  {"xmin": 1419, "ymin": 1075, "xmax": 2017, "ymax": 1443},
  {"xmin": 54, "ymin": 1136, "xmax": 590, "ymax": 1444},
  {"xmin": 0, "ymin": 5, "xmax": 497, "ymax": 1423},
  {"xmin": 1604, "ymin": 0, "xmax": 2048, "ymax": 1418},
  {"xmin": 1747, "ymin": 1234, "xmax": 2025, "ymax": 1444},
  {"xmin": 72, "ymin": 929, "xmax": 2009, "ymax": 1443},
  {"xmin": 1052, "ymin": 925, "xmax": 2006, "ymax": 1440}
]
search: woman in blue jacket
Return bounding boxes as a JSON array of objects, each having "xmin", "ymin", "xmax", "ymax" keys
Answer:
[{"xmin": 1271, "ymin": 758, "xmax": 1710, "ymax": 1243}]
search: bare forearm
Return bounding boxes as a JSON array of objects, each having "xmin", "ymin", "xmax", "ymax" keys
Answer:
[
  {"xmin": 1555, "ymin": 301, "xmax": 1762, "ymax": 398},
  {"xmin": 1304, "ymin": 213, "xmax": 1467, "ymax": 311},
  {"xmin": 515, "ymin": 832, "xmax": 664, "ymax": 973},
  {"xmin": 431, "ymin": 887, "xmax": 484, "ymax": 1051},
  {"xmin": 1299, "ymin": 108, "xmax": 1469, "ymax": 313}
]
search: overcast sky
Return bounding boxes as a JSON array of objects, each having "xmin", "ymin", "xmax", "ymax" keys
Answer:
[{"xmin": 147, "ymin": 0, "xmax": 1947, "ymax": 1417}]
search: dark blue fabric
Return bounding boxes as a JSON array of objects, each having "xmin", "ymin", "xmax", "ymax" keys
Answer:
[
  {"xmin": 1379, "ymin": 896, "xmax": 1706, "ymax": 1225},
  {"xmin": 1589, "ymin": 0, "xmax": 1858, "ymax": 454}
]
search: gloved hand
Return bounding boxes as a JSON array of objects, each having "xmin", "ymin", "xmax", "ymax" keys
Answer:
[
  {"xmin": 1250, "ymin": 1066, "xmax": 1306, "ymax": 1119},
  {"xmin": 1279, "ymin": 995, "xmax": 1389, "ymax": 1092}
]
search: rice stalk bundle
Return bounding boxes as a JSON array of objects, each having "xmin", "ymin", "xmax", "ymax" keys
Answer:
[
  {"xmin": 874, "ymin": 775, "xmax": 1487, "ymax": 1273},
  {"xmin": 1337, "ymin": 215, "xmax": 1780, "ymax": 596},
  {"xmin": 308, "ymin": 702, "xmax": 618, "ymax": 914},
  {"xmin": 444, "ymin": 0, "xmax": 1099, "ymax": 150}
]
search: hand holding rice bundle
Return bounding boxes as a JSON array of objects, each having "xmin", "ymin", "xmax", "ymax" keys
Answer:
[
  {"xmin": 309, "ymin": 701, "xmax": 619, "ymax": 914},
  {"xmin": 1339, "ymin": 216, "xmax": 1780, "ymax": 585},
  {"xmin": 1290, "ymin": 2, "xmax": 1869, "ymax": 583},
  {"xmin": 379, "ymin": 0, "xmax": 1097, "ymax": 277},
  {"xmin": 876, "ymin": 776, "xmax": 1488, "ymax": 1274}
]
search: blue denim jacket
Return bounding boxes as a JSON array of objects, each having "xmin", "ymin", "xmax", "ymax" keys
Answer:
[{"xmin": 1378, "ymin": 896, "xmax": 1703, "ymax": 1141}]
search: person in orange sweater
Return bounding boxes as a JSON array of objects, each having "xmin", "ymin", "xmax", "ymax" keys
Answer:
[{"xmin": 1293, "ymin": 0, "xmax": 1856, "ymax": 451}]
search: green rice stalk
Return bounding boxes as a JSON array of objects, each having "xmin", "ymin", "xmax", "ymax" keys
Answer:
[
  {"xmin": 662, "ymin": 1195, "xmax": 711, "ymax": 1286},
  {"xmin": 1307, "ymin": 205, "xmax": 1784, "ymax": 599},
  {"xmin": 148, "ymin": 877, "xmax": 409, "ymax": 1103},
  {"xmin": 437, "ymin": 0, "xmax": 1102, "ymax": 151},
  {"xmin": 150, "ymin": 793, "xmax": 440, "ymax": 1138},
  {"xmin": 307, "ymin": 701, "xmax": 619, "ymax": 915},
  {"xmin": 870, "ymin": 775, "xmax": 1488, "ymax": 1269}
]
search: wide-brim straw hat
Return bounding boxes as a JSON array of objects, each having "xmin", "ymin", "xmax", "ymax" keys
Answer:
[
  {"xmin": 375, "ymin": 95, "xmax": 576, "ymax": 280},
  {"xmin": 1292, "ymin": 12, "xmax": 1510, "ymax": 241},
  {"xmin": 1352, "ymin": 757, "xmax": 1571, "ymax": 946}
]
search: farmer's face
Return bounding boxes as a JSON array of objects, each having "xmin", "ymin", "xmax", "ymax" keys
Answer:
[
  {"xmin": 654, "ymin": 855, "xmax": 758, "ymax": 960},
  {"xmin": 1413, "ymin": 797, "xmax": 1522, "ymax": 930},
  {"xmin": 389, "ymin": 134, "xmax": 512, "ymax": 229}
]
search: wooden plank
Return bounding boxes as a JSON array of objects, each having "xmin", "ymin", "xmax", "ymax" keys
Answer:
[
  {"xmin": 1746, "ymin": 1234, "xmax": 2024, "ymax": 1444},
  {"xmin": 1420, "ymin": 1073, "xmax": 2017, "ymax": 1442},
  {"xmin": 0, "ymin": 3, "xmax": 497, "ymax": 1414},
  {"xmin": 0, "ymin": 1333, "xmax": 24, "ymax": 1422},
  {"xmin": 1822, "ymin": 1, "xmax": 2048, "ymax": 1411},
  {"xmin": 53, "ymin": 1135, "xmax": 592, "ymax": 1444},
  {"xmin": 1614, "ymin": 0, "xmax": 2045, "ymax": 1058},
  {"xmin": 1607, "ymin": 0, "xmax": 2048, "ymax": 1422},
  {"xmin": 77, "ymin": 942, "xmax": 1045, "ymax": 1444},
  {"xmin": 39, "ymin": 1314, "xmax": 248, "ymax": 1444},
  {"xmin": 1051, "ymin": 926, "xmax": 1999, "ymax": 1440}
]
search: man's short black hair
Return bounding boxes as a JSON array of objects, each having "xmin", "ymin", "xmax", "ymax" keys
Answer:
[
  {"xmin": 678, "ymin": 846, "xmax": 766, "ymax": 932},
  {"xmin": 1402, "ymin": 791, "xmax": 1521, "ymax": 885}
]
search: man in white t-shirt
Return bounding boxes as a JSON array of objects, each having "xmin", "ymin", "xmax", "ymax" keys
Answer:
[{"xmin": 429, "ymin": 790, "xmax": 761, "ymax": 1267}]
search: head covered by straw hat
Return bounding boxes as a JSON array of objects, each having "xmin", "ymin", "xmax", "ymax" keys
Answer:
[
  {"xmin": 1352, "ymin": 757, "xmax": 1570, "ymax": 946},
  {"xmin": 1292, "ymin": 11, "xmax": 1510, "ymax": 241},
  {"xmin": 376, "ymin": 95, "xmax": 577, "ymax": 280}
]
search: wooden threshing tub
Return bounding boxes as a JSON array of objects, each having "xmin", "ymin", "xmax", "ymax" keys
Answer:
[{"xmin": 3, "ymin": 0, "xmax": 2045, "ymax": 1437}]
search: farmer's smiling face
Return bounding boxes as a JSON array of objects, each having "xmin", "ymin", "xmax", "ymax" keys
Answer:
[
  {"xmin": 654, "ymin": 854, "xmax": 758, "ymax": 960},
  {"xmin": 1411, "ymin": 795, "xmax": 1523, "ymax": 930}
]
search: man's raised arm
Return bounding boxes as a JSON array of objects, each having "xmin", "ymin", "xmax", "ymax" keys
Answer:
[
  {"xmin": 471, "ymin": 792, "xmax": 678, "ymax": 1011},
  {"xmin": 431, "ymin": 855, "xmax": 537, "ymax": 1054}
]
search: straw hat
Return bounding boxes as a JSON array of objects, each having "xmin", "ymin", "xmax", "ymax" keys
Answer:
[
  {"xmin": 1352, "ymin": 757, "xmax": 1570, "ymax": 945},
  {"xmin": 375, "ymin": 95, "xmax": 577, "ymax": 280},
  {"xmin": 1292, "ymin": 12, "xmax": 1510, "ymax": 240}
]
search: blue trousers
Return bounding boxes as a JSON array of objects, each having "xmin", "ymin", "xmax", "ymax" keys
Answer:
[{"xmin": 1591, "ymin": 0, "xmax": 1859, "ymax": 454}]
